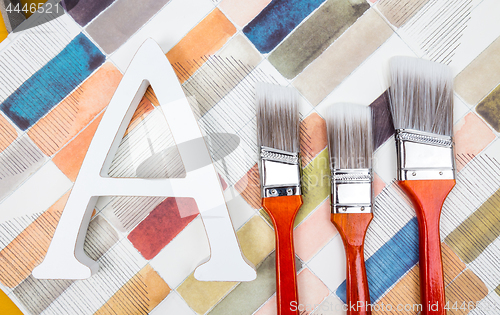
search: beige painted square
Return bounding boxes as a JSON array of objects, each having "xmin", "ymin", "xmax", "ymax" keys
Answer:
[
  {"xmin": 377, "ymin": 0, "xmax": 429, "ymax": 28},
  {"xmin": 293, "ymin": 9, "xmax": 393, "ymax": 106},
  {"xmin": 218, "ymin": 33, "xmax": 263, "ymax": 66},
  {"xmin": 255, "ymin": 268, "xmax": 330, "ymax": 315},
  {"xmin": 237, "ymin": 215, "xmax": 275, "ymax": 266},
  {"xmin": 294, "ymin": 200, "xmax": 338, "ymax": 262},
  {"xmin": 177, "ymin": 273, "xmax": 238, "ymax": 314},
  {"xmin": 311, "ymin": 294, "xmax": 346, "ymax": 314},
  {"xmin": 455, "ymin": 36, "xmax": 500, "ymax": 106}
]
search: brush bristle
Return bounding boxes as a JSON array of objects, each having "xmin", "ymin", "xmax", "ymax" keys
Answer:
[
  {"xmin": 388, "ymin": 56, "xmax": 453, "ymax": 136},
  {"xmin": 326, "ymin": 103, "xmax": 373, "ymax": 169},
  {"xmin": 256, "ymin": 83, "xmax": 300, "ymax": 153}
]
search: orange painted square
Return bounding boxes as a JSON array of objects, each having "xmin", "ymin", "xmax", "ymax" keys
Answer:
[
  {"xmin": 95, "ymin": 264, "xmax": 170, "ymax": 314},
  {"xmin": 145, "ymin": 86, "xmax": 159, "ymax": 106},
  {"xmin": 53, "ymin": 98, "xmax": 154, "ymax": 182},
  {"xmin": 53, "ymin": 114, "xmax": 103, "ymax": 182},
  {"xmin": 0, "ymin": 192, "xmax": 69, "ymax": 288},
  {"xmin": 166, "ymin": 8, "xmax": 236, "ymax": 83},
  {"xmin": 374, "ymin": 242, "xmax": 467, "ymax": 314},
  {"xmin": 445, "ymin": 269, "xmax": 488, "ymax": 315},
  {"xmin": 28, "ymin": 63, "xmax": 123, "ymax": 156},
  {"xmin": 0, "ymin": 114, "xmax": 17, "ymax": 153}
]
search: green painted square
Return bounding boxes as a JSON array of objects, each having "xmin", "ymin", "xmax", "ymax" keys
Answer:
[
  {"xmin": 208, "ymin": 252, "xmax": 303, "ymax": 315},
  {"xmin": 295, "ymin": 149, "xmax": 331, "ymax": 226},
  {"xmin": 476, "ymin": 84, "xmax": 500, "ymax": 131},
  {"xmin": 269, "ymin": 0, "xmax": 369, "ymax": 79},
  {"xmin": 259, "ymin": 149, "xmax": 330, "ymax": 228},
  {"xmin": 445, "ymin": 188, "xmax": 500, "ymax": 264}
]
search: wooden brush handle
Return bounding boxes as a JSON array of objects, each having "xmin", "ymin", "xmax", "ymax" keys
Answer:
[
  {"xmin": 262, "ymin": 195, "xmax": 302, "ymax": 315},
  {"xmin": 398, "ymin": 180, "xmax": 455, "ymax": 315},
  {"xmin": 332, "ymin": 213, "xmax": 373, "ymax": 315}
]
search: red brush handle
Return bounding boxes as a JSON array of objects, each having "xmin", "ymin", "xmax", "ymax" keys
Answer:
[
  {"xmin": 332, "ymin": 213, "xmax": 373, "ymax": 315},
  {"xmin": 398, "ymin": 180, "xmax": 455, "ymax": 315},
  {"xmin": 262, "ymin": 195, "xmax": 302, "ymax": 315}
]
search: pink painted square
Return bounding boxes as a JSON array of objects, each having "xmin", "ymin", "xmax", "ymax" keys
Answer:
[
  {"xmin": 219, "ymin": 0, "xmax": 272, "ymax": 28},
  {"xmin": 294, "ymin": 200, "xmax": 338, "ymax": 262},
  {"xmin": 373, "ymin": 172, "xmax": 385, "ymax": 197},
  {"xmin": 255, "ymin": 268, "xmax": 330, "ymax": 315},
  {"xmin": 300, "ymin": 112, "xmax": 328, "ymax": 166},
  {"xmin": 454, "ymin": 112, "xmax": 496, "ymax": 171}
]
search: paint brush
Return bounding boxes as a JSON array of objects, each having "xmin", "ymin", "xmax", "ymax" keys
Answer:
[
  {"xmin": 388, "ymin": 56, "xmax": 455, "ymax": 315},
  {"xmin": 256, "ymin": 82, "xmax": 301, "ymax": 315},
  {"xmin": 326, "ymin": 103, "xmax": 373, "ymax": 315}
]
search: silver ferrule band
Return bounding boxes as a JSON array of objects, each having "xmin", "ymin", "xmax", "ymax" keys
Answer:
[
  {"xmin": 395, "ymin": 129, "xmax": 455, "ymax": 181},
  {"xmin": 331, "ymin": 169, "xmax": 372, "ymax": 214},
  {"xmin": 259, "ymin": 146, "xmax": 301, "ymax": 198}
]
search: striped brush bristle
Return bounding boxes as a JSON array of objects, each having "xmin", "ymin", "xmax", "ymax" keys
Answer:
[
  {"xmin": 388, "ymin": 56, "xmax": 453, "ymax": 136},
  {"xmin": 326, "ymin": 103, "xmax": 373, "ymax": 170},
  {"xmin": 256, "ymin": 82, "xmax": 300, "ymax": 153}
]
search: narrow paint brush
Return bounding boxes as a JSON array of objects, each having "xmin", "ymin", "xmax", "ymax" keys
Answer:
[
  {"xmin": 389, "ymin": 56, "xmax": 455, "ymax": 315},
  {"xmin": 326, "ymin": 103, "xmax": 373, "ymax": 315},
  {"xmin": 256, "ymin": 82, "xmax": 301, "ymax": 315}
]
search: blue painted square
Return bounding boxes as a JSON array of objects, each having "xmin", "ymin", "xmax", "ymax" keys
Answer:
[
  {"xmin": 1, "ymin": 33, "xmax": 105, "ymax": 131},
  {"xmin": 336, "ymin": 217, "xmax": 420, "ymax": 303},
  {"xmin": 243, "ymin": 0, "xmax": 326, "ymax": 53}
]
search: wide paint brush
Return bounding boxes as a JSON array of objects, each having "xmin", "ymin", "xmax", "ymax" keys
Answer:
[
  {"xmin": 326, "ymin": 103, "xmax": 373, "ymax": 315},
  {"xmin": 256, "ymin": 82, "xmax": 301, "ymax": 315},
  {"xmin": 389, "ymin": 56, "xmax": 455, "ymax": 315}
]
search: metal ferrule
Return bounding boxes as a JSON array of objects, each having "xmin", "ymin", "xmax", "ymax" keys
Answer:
[
  {"xmin": 331, "ymin": 169, "xmax": 372, "ymax": 214},
  {"xmin": 259, "ymin": 146, "xmax": 301, "ymax": 198},
  {"xmin": 395, "ymin": 129, "xmax": 455, "ymax": 181}
]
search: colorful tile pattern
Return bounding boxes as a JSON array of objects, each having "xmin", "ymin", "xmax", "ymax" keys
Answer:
[{"xmin": 0, "ymin": 0, "xmax": 499, "ymax": 314}]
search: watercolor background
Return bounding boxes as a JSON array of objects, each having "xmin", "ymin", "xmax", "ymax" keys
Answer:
[{"xmin": 1, "ymin": 0, "xmax": 500, "ymax": 314}]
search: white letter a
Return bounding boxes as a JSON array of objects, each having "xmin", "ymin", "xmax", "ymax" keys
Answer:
[{"xmin": 33, "ymin": 39, "xmax": 256, "ymax": 281}]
